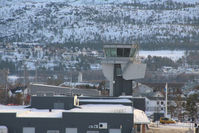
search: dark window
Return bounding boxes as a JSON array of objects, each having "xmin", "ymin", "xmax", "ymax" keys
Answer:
[
  {"xmin": 87, "ymin": 131, "xmax": 99, "ymax": 133},
  {"xmin": 47, "ymin": 130, "xmax": 59, "ymax": 133},
  {"xmin": 137, "ymin": 124, "xmax": 141, "ymax": 132},
  {"xmin": 124, "ymin": 48, "xmax": 130, "ymax": 57},
  {"xmin": 115, "ymin": 64, "xmax": 122, "ymax": 76},
  {"xmin": 117, "ymin": 48, "xmax": 123, "ymax": 57},
  {"xmin": 162, "ymin": 118, "xmax": 169, "ymax": 120},
  {"xmin": 161, "ymin": 101, "xmax": 164, "ymax": 105}
]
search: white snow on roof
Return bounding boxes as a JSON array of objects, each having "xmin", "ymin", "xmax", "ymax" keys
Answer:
[
  {"xmin": 0, "ymin": 104, "xmax": 149, "ymax": 124},
  {"xmin": 134, "ymin": 109, "xmax": 150, "ymax": 124},
  {"xmin": 0, "ymin": 104, "xmax": 132, "ymax": 118},
  {"xmin": 0, "ymin": 104, "xmax": 64, "ymax": 118},
  {"xmin": 71, "ymin": 104, "xmax": 133, "ymax": 113},
  {"xmin": 30, "ymin": 83, "xmax": 71, "ymax": 89},
  {"xmin": 0, "ymin": 126, "xmax": 7, "ymax": 129},
  {"xmin": 17, "ymin": 109, "xmax": 64, "ymax": 118},
  {"xmin": 80, "ymin": 99, "xmax": 131, "ymax": 103}
]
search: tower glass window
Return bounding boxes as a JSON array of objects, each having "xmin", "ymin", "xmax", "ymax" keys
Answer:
[
  {"xmin": 105, "ymin": 48, "xmax": 117, "ymax": 57},
  {"xmin": 117, "ymin": 48, "xmax": 123, "ymax": 57},
  {"xmin": 130, "ymin": 48, "xmax": 136, "ymax": 57},
  {"xmin": 105, "ymin": 47, "xmax": 136, "ymax": 58},
  {"xmin": 124, "ymin": 48, "xmax": 130, "ymax": 57},
  {"xmin": 115, "ymin": 64, "xmax": 122, "ymax": 76}
]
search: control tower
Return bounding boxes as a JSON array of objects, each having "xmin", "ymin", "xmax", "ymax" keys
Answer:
[{"xmin": 102, "ymin": 44, "xmax": 146, "ymax": 96}]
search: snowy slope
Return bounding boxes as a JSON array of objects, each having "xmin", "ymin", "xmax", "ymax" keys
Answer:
[{"xmin": 0, "ymin": 0, "xmax": 199, "ymax": 46}]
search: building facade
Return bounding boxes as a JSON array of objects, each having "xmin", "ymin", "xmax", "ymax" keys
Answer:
[{"xmin": 0, "ymin": 96, "xmax": 133, "ymax": 133}]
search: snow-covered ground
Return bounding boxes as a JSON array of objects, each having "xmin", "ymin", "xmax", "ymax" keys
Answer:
[
  {"xmin": 139, "ymin": 50, "xmax": 185, "ymax": 61},
  {"xmin": 158, "ymin": 122, "xmax": 195, "ymax": 129}
]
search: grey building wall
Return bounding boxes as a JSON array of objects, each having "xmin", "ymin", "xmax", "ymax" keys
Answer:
[
  {"xmin": 30, "ymin": 96, "xmax": 132, "ymax": 109},
  {"xmin": 113, "ymin": 64, "xmax": 132, "ymax": 97},
  {"xmin": 30, "ymin": 84, "xmax": 100, "ymax": 97},
  {"xmin": 30, "ymin": 96, "xmax": 74, "ymax": 110},
  {"xmin": 153, "ymin": 113, "xmax": 164, "ymax": 122},
  {"xmin": 132, "ymin": 98, "xmax": 145, "ymax": 112},
  {"xmin": 0, "ymin": 112, "xmax": 133, "ymax": 133}
]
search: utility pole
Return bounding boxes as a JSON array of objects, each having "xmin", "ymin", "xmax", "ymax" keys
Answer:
[
  {"xmin": 24, "ymin": 64, "xmax": 27, "ymax": 86},
  {"xmin": 4, "ymin": 68, "xmax": 9, "ymax": 102},
  {"xmin": 35, "ymin": 61, "xmax": 38, "ymax": 83},
  {"xmin": 4, "ymin": 69, "xmax": 9, "ymax": 90},
  {"xmin": 165, "ymin": 83, "xmax": 168, "ymax": 117}
]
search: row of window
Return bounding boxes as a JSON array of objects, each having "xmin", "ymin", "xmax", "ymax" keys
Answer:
[
  {"xmin": 157, "ymin": 101, "xmax": 164, "ymax": 105},
  {"xmin": 23, "ymin": 127, "xmax": 121, "ymax": 133},
  {"xmin": 104, "ymin": 48, "xmax": 136, "ymax": 58},
  {"xmin": 146, "ymin": 107, "xmax": 164, "ymax": 111},
  {"xmin": 23, "ymin": 128, "xmax": 77, "ymax": 133}
]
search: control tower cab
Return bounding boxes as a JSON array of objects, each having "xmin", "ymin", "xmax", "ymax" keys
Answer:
[{"xmin": 102, "ymin": 44, "xmax": 146, "ymax": 96}]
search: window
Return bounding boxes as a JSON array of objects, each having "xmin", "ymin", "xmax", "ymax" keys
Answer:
[
  {"xmin": 47, "ymin": 130, "xmax": 59, "ymax": 133},
  {"xmin": 65, "ymin": 128, "xmax": 77, "ymax": 133},
  {"xmin": 161, "ymin": 101, "xmax": 164, "ymax": 105},
  {"xmin": 110, "ymin": 48, "xmax": 117, "ymax": 57},
  {"xmin": 23, "ymin": 127, "xmax": 35, "ymax": 133},
  {"xmin": 105, "ymin": 48, "xmax": 117, "ymax": 57},
  {"xmin": 130, "ymin": 48, "xmax": 136, "ymax": 57},
  {"xmin": 109, "ymin": 129, "xmax": 121, "ymax": 133},
  {"xmin": 115, "ymin": 64, "xmax": 122, "ymax": 76},
  {"xmin": 117, "ymin": 48, "xmax": 123, "ymax": 57},
  {"xmin": 105, "ymin": 48, "xmax": 132, "ymax": 57},
  {"xmin": 87, "ymin": 131, "xmax": 99, "ymax": 133},
  {"xmin": 136, "ymin": 124, "xmax": 141, "ymax": 132},
  {"xmin": 157, "ymin": 101, "xmax": 159, "ymax": 105},
  {"xmin": 162, "ymin": 118, "xmax": 169, "ymax": 121},
  {"xmin": 124, "ymin": 48, "xmax": 130, "ymax": 57}
]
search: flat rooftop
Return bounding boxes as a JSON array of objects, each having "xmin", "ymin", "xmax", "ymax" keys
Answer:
[
  {"xmin": 79, "ymin": 98, "xmax": 132, "ymax": 103},
  {"xmin": 0, "ymin": 104, "xmax": 132, "ymax": 118}
]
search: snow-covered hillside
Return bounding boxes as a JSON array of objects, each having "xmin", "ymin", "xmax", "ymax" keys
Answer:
[{"xmin": 0, "ymin": 0, "xmax": 199, "ymax": 48}]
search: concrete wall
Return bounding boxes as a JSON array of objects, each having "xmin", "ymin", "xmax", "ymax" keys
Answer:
[
  {"xmin": 102, "ymin": 64, "xmax": 114, "ymax": 96},
  {"xmin": 122, "ymin": 64, "xmax": 146, "ymax": 80}
]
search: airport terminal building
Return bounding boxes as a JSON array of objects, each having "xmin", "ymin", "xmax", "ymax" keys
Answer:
[{"xmin": 0, "ymin": 96, "xmax": 133, "ymax": 133}]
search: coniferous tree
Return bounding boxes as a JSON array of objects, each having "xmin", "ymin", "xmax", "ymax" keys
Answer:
[{"xmin": 186, "ymin": 94, "xmax": 199, "ymax": 120}]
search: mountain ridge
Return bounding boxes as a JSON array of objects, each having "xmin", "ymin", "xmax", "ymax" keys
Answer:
[{"xmin": 0, "ymin": 0, "xmax": 199, "ymax": 49}]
